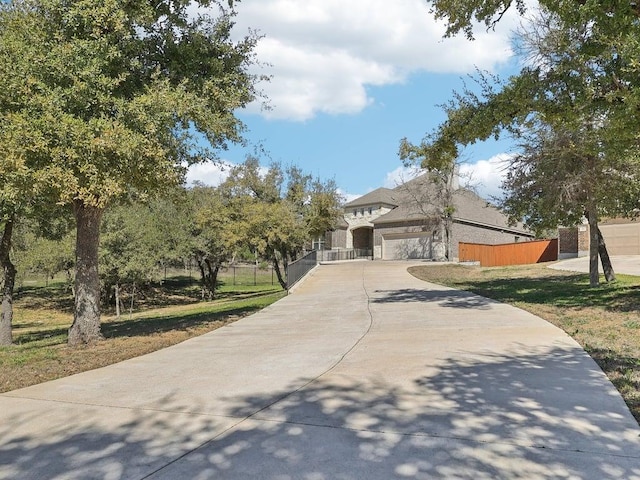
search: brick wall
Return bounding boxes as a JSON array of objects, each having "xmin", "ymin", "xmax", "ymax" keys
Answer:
[{"xmin": 558, "ymin": 227, "xmax": 578, "ymax": 255}]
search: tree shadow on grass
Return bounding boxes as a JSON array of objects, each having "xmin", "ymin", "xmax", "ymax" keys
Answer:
[
  {"xmin": 588, "ymin": 347, "xmax": 640, "ymax": 422},
  {"xmin": 448, "ymin": 274, "xmax": 640, "ymax": 313},
  {"xmin": 15, "ymin": 285, "xmax": 75, "ymax": 313},
  {"xmin": 13, "ymin": 327, "xmax": 68, "ymax": 344},
  {"xmin": 101, "ymin": 305, "xmax": 263, "ymax": 339},
  {"xmin": 2, "ymin": 346, "xmax": 639, "ymax": 479}
]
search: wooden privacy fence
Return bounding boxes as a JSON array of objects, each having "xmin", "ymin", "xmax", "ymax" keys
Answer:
[{"xmin": 459, "ymin": 239, "xmax": 558, "ymax": 267}]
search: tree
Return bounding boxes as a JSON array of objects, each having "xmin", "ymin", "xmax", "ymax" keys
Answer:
[
  {"xmin": 501, "ymin": 119, "xmax": 640, "ymax": 285},
  {"xmin": 426, "ymin": 0, "xmax": 640, "ymax": 41},
  {"xmin": 408, "ymin": 4, "xmax": 640, "ymax": 285},
  {"xmin": 220, "ymin": 158, "xmax": 343, "ymax": 289},
  {"xmin": 0, "ymin": 0, "xmax": 262, "ymax": 344},
  {"xmin": 15, "ymin": 229, "xmax": 75, "ymax": 287},
  {"xmin": 397, "ymin": 149, "xmax": 467, "ymax": 261},
  {"xmin": 100, "ymin": 203, "xmax": 165, "ymax": 317},
  {"xmin": 188, "ymin": 185, "xmax": 238, "ymax": 299}
]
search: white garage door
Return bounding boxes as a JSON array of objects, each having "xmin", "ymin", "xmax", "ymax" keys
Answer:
[
  {"xmin": 600, "ymin": 224, "xmax": 640, "ymax": 255},
  {"xmin": 382, "ymin": 232, "xmax": 432, "ymax": 260}
]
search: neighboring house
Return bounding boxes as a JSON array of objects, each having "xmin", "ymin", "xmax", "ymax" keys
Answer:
[
  {"xmin": 325, "ymin": 173, "xmax": 534, "ymax": 260},
  {"xmin": 559, "ymin": 218, "xmax": 640, "ymax": 258}
]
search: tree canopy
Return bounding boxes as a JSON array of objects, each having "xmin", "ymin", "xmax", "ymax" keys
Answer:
[
  {"xmin": 406, "ymin": 2, "xmax": 640, "ymax": 285},
  {"xmin": 220, "ymin": 159, "xmax": 343, "ymax": 289},
  {"xmin": 0, "ymin": 0, "xmax": 263, "ymax": 344}
]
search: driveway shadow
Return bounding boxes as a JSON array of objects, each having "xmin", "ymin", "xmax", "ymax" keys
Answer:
[
  {"xmin": 5, "ymin": 346, "xmax": 635, "ymax": 479},
  {"xmin": 372, "ymin": 288, "xmax": 493, "ymax": 309}
]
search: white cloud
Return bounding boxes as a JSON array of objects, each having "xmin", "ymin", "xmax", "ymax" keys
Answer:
[
  {"xmin": 227, "ymin": 0, "xmax": 518, "ymax": 121},
  {"xmin": 185, "ymin": 161, "xmax": 234, "ymax": 187},
  {"xmin": 459, "ymin": 153, "xmax": 514, "ymax": 200},
  {"xmin": 342, "ymin": 155, "xmax": 513, "ymax": 205},
  {"xmin": 383, "ymin": 165, "xmax": 424, "ymax": 189},
  {"xmin": 336, "ymin": 188, "xmax": 361, "ymax": 204}
]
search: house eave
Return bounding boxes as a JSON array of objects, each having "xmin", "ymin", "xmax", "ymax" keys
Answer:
[{"xmin": 453, "ymin": 217, "xmax": 534, "ymax": 236}]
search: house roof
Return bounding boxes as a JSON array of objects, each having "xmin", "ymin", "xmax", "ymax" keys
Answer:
[
  {"xmin": 343, "ymin": 187, "xmax": 398, "ymax": 208},
  {"xmin": 371, "ymin": 174, "xmax": 440, "ymax": 225},
  {"xmin": 452, "ymin": 189, "xmax": 530, "ymax": 234},
  {"xmin": 368, "ymin": 173, "xmax": 531, "ymax": 235}
]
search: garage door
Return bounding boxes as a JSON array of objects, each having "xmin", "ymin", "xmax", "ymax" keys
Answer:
[
  {"xmin": 600, "ymin": 224, "xmax": 640, "ymax": 255},
  {"xmin": 382, "ymin": 232, "xmax": 432, "ymax": 260}
]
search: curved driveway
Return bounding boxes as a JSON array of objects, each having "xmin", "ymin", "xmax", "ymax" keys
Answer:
[{"xmin": 1, "ymin": 261, "xmax": 639, "ymax": 479}]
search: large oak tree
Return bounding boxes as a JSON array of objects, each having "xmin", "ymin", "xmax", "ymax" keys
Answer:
[{"xmin": 0, "ymin": 0, "xmax": 262, "ymax": 344}]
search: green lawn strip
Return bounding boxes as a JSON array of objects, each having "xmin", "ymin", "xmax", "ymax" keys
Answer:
[
  {"xmin": 101, "ymin": 290, "xmax": 286, "ymax": 338},
  {"xmin": 408, "ymin": 263, "xmax": 640, "ymax": 425}
]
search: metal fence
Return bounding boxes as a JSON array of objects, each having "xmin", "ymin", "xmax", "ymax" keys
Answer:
[
  {"xmin": 317, "ymin": 248, "xmax": 373, "ymax": 262},
  {"xmin": 172, "ymin": 263, "xmax": 276, "ymax": 286},
  {"xmin": 218, "ymin": 265, "xmax": 275, "ymax": 286},
  {"xmin": 286, "ymin": 250, "xmax": 318, "ymax": 289}
]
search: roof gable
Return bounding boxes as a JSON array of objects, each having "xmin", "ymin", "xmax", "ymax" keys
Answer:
[{"xmin": 343, "ymin": 187, "xmax": 398, "ymax": 208}]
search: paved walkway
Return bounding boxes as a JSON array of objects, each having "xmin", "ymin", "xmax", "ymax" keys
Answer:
[{"xmin": 1, "ymin": 261, "xmax": 639, "ymax": 479}]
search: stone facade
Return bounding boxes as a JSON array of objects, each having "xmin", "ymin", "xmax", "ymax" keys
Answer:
[{"xmin": 344, "ymin": 204, "xmax": 394, "ymax": 249}]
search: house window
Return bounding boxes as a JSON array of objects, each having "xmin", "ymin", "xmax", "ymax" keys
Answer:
[
  {"xmin": 514, "ymin": 236, "xmax": 520, "ymax": 243},
  {"xmin": 360, "ymin": 208, "xmax": 364, "ymax": 216},
  {"xmin": 368, "ymin": 207, "xmax": 372, "ymax": 215},
  {"xmin": 353, "ymin": 209, "xmax": 358, "ymax": 217},
  {"xmin": 312, "ymin": 236, "xmax": 325, "ymax": 250}
]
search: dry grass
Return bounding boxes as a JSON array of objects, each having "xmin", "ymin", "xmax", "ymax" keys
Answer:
[
  {"xmin": 408, "ymin": 262, "xmax": 640, "ymax": 424},
  {"xmin": 0, "ymin": 279, "xmax": 285, "ymax": 393}
]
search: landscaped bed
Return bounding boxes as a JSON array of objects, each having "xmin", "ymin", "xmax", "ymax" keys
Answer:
[{"xmin": 409, "ymin": 262, "xmax": 640, "ymax": 425}]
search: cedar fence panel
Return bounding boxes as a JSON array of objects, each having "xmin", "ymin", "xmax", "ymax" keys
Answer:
[{"xmin": 459, "ymin": 239, "xmax": 558, "ymax": 267}]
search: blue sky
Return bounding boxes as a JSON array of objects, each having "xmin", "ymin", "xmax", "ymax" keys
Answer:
[{"xmin": 186, "ymin": 0, "xmax": 525, "ymax": 201}]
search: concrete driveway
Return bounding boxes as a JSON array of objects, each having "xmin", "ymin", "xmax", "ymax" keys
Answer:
[{"xmin": 1, "ymin": 261, "xmax": 639, "ymax": 479}]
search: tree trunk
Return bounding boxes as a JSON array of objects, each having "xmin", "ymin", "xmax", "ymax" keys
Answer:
[
  {"xmin": 597, "ymin": 227, "xmax": 616, "ymax": 282},
  {"xmin": 273, "ymin": 255, "xmax": 287, "ymax": 290},
  {"xmin": 203, "ymin": 259, "xmax": 220, "ymax": 300},
  {"xmin": 129, "ymin": 282, "xmax": 135, "ymax": 318},
  {"xmin": 586, "ymin": 207, "xmax": 600, "ymax": 287},
  {"xmin": 0, "ymin": 219, "xmax": 16, "ymax": 346},
  {"xmin": 196, "ymin": 256, "xmax": 207, "ymax": 300},
  {"xmin": 204, "ymin": 259, "xmax": 215, "ymax": 300},
  {"xmin": 68, "ymin": 201, "xmax": 104, "ymax": 345},
  {"xmin": 115, "ymin": 282, "xmax": 121, "ymax": 318}
]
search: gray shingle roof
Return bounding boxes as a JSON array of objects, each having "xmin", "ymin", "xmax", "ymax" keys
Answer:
[
  {"xmin": 343, "ymin": 187, "xmax": 398, "ymax": 208},
  {"xmin": 369, "ymin": 173, "xmax": 530, "ymax": 234}
]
